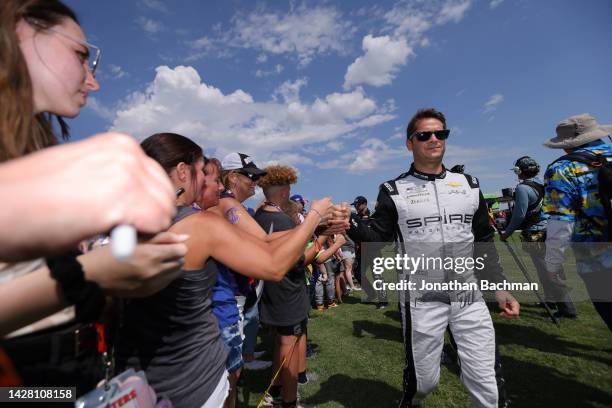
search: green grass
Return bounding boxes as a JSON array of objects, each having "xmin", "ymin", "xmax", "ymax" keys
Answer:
[
  {"xmin": 238, "ymin": 297, "xmax": 612, "ymax": 408},
  {"xmin": 238, "ymin": 236, "xmax": 611, "ymax": 407}
]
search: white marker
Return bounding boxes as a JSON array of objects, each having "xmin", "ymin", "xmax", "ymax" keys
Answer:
[{"xmin": 111, "ymin": 224, "xmax": 136, "ymax": 261}]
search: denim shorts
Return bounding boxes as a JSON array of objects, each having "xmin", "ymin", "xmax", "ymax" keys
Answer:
[{"xmin": 220, "ymin": 322, "xmax": 244, "ymax": 373}]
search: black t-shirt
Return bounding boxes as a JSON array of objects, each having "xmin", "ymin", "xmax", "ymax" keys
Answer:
[{"xmin": 254, "ymin": 208, "xmax": 310, "ymax": 327}]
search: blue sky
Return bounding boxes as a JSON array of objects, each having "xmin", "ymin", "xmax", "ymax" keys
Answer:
[{"xmin": 66, "ymin": 0, "xmax": 612, "ymax": 208}]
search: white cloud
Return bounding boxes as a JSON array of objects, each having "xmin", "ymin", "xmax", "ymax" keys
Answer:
[
  {"xmin": 255, "ymin": 64, "xmax": 285, "ymax": 78},
  {"xmin": 109, "ymin": 66, "xmax": 394, "ymax": 163},
  {"xmin": 343, "ymin": 35, "xmax": 413, "ymax": 89},
  {"xmin": 317, "ymin": 138, "xmax": 405, "ymax": 174},
  {"xmin": 345, "ymin": 1, "xmax": 474, "ymax": 89},
  {"xmin": 224, "ymin": 5, "xmax": 354, "ymax": 66},
  {"xmin": 388, "ymin": 131, "xmax": 404, "ymax": 140},
  {"xmin": 86, "ymin": 97, "xmax": 115, "ymax": 121},
  {"xmin": 136, "ymin": 17, "xmax": 163, "ymax": 34},
  {"xmin": 140, "ymin": 0, "xmax": 168, "ymax": 13},
  {"xmin": 108, "ymin": 64, "xmax": 127, "ymax": 79},
  {"xmin": 437, "ymin": 0, "xmax": 473, "ymax": 24},
  {"xmin": 256, "ymin": 54, "xmax": 268, "ymax": 64},
  {"xmin": 268, "ymin": 153, "xmax": 315, "ymax": 167},
  {"xmin": 345, "ymin": 138, "xmax": 406, "ymax": 173},
  {"xmin": 490, "ymin": 0, "xmax": 504, "ymax": 9},
  {"xmin": 190, "ymin": 36, "xmax": 213, "ymax": 50},
  {"xmin": 483, "ymin": 93, "xmax": 504, "ymax": 113},
  {"xmin": 326, "ymin": 141, "xmax": 344, "ymax": 151},
  {"xmin": 384, "ymin": 6, "xmax": 432, "ymax": 38},
  {"xmin": 274, "ymin": 78, "xmax": 308, "ymax": 103}
]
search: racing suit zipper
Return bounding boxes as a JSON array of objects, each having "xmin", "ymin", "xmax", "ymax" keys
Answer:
[{"xmin": 432, "ymin": 179, "xmax": 446, "ymax": 244}]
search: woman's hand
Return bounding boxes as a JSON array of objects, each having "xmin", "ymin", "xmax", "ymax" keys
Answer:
[
  {"xmin": 310, "ymin": 197, "xmax": 334, "ymax": 221},
  {"xmin": 0, "ymin": 133, "xmax": 176, "ymax": 261},
  {"xmin": 80, "ymin": 232, "xmax": 188, "ymax": 297}
]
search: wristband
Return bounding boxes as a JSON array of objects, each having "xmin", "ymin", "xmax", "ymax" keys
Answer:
[
  {"xmin": 47, "ymin": 251, "xmax": 106, "ymax": 322},
  {"xmin": 309, "ymin": 208, "xmax": 324, "ymax": 222}
]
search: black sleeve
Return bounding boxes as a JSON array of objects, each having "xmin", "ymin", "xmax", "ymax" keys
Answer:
[
  {"xmin": 473, "ymin": 190, "xmax": 495, "ymax": 241},
  {"xmin": 472, "ymin": 189, "xmax": 506, "ymax": 284},
  {"xmin": 348, "ymin": 185, "xmax": 397, "ymax": 243}
]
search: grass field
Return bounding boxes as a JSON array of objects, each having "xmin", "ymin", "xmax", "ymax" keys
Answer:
[{"xmin": 238, "ymin": 242, "xmax": 612, "ymax": 408}]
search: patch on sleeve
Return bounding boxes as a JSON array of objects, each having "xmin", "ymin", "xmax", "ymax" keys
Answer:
[
  {"xmin": 463, "ymin": 174, "xmax": 480, "ymax": 189},
  {"xmin": 382, "ymin": 181, "xmax": 397, "ymax": 195}
]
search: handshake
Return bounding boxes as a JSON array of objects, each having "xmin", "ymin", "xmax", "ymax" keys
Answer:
[{"xmin": 309, "ymin": 199, "xmax": 351, "ymax": 236}]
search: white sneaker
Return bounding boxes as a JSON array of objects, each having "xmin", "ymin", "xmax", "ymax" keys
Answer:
[{"xmin": 244, "ymin": 359, "xmax": 273, "ymax": 370}]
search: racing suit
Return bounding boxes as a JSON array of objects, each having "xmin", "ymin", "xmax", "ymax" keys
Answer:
[{"xmin": 348, "ymin": 164, "xmax": 507, "ymax": 408}]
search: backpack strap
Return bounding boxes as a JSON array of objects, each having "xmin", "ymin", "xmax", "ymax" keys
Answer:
[{"xmin": 551, "ymin": 151, "xmax": 605, "ymax": 168}]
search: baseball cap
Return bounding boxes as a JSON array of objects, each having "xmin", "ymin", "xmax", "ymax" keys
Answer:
[
  {"xmin": 221, "ymin": 152, "xmax": 267, "ymax": 177},
  {"xmin": 512, "ymin": 156, "xmax": 539, "ymax": 175},
  {"xmin": 290, "ymin": 194, "xmax": 306, "ymax": 205},
  {"xmin": 352, "ymin": 196, "xmax": 367, "ymax": 206}
]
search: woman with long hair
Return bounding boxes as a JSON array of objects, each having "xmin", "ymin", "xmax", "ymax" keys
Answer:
[
  {"xmin": 115, "ymin": 132, "xmax": 336, "ymax": 407},
  {"xmin": 0, "ymin": 0, "xmax": 176, "ymax": 260},
  {"xmin": 0, "ymin": 0, "xmax": 184, "ymax": 394}
]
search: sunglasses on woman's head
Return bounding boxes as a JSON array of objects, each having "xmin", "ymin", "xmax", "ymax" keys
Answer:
[{"xmin": 410, "ymin": 129, "xmax": 450, "ymax": 142}]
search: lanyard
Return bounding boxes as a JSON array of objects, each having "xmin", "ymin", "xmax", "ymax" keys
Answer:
[{"xmin": 263, "ymin": 201, "xmax": 283, "ymax": 212}]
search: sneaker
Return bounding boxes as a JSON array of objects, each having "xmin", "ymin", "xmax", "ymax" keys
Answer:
[
  {"xmin": 298, "ymin": 371, "xmax": 318, "ymax": 385},
  {"xmin": 244, "ymin": 359, "xmax": 273, "ymax": 370},
  {"xmin": 327, "ymin": 301, "xmax": 338, "ymax": 308},
  {"xmin": 251, "ymin": 350, "xmax": 267, "ymax": 359},
  {"xmin": 316, "ymin": 304, "xmax": 324, "ymax": 311},
  {"xmin": 353, "ymin": 286, "xmax": 362, "ymax": 291},
  {"xmin": 306, "ymin": 344, "xmax": 318, "ymax": 358},
  {"xmin": 261, "ymin": 392, "xmax": 282, "ymax": 407}
]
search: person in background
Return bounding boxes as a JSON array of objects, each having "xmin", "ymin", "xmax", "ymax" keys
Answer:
[
  {"xmin": 501, "ymin": 156, "xmax": 577, "ymax": 318},
  {"xmin": 542, "ymin": 113, "xmax": 612, "ymax": 330},
  {"xmin": 339, "ymin": 234, "xmax": 358, "ymax": 294}
]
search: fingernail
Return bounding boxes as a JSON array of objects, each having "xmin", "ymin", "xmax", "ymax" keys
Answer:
[{"xmin": 177, "ymin": 234, "xmax": 190, "ymax": 241}]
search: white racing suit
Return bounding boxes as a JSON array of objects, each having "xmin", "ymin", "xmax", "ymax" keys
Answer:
[{"xmin": 348, "ymin": 164, "xmax": 507, "ymax": 408}]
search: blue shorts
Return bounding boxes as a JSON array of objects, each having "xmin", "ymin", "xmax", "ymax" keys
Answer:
[{"xmin": 221, "ymin": 322, "xmax": 244, "ymax": 373}]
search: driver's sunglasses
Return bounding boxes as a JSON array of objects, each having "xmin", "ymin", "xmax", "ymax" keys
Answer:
[
  {"xmin": 236, "ymin": 170, "xmax": 260, "ymax": 182},
  {"xmin": 410, "ymin": 129, "xmax": 450, "ymax": 142}
]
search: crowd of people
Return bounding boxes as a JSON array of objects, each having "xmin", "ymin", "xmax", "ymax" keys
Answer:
[{"xmin": 0, "ymin": 1, "xmax": 610, "ymax": 408}]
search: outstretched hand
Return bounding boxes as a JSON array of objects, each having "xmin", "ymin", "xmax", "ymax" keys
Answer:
[{"xmin": 495, "ymin": 290, "xmax": 520, "ymax": 319}]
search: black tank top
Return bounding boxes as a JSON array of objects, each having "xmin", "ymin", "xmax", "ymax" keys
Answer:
[{"xmin": 115, "ymin": 206, "xmax": 226, "ymax": 407}]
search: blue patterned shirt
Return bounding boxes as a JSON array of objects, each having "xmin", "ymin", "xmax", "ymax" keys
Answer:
[{"xmin": 543, "ymin": 140, "xmax": 611, "ymax": 242}]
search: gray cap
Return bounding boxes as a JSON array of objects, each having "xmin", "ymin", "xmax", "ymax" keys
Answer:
[{"xmin": 544, "ymin": 113, "xmax": 612, "ymax": 149}]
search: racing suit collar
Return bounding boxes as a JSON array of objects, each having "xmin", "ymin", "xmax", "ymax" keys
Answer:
[{"xmin": 407, "ymin": 163, "xmax": 447, "ymax": 181}]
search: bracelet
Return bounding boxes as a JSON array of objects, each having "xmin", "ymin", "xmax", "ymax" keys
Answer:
[
  {"xmin": 309, "ymin": 208, "xmax": 324, "ymax": 222},
  {"xmin": 47, "ymin": 250, "xmax": 106, "ymax": 322}
]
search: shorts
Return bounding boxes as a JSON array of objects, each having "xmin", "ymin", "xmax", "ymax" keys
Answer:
[
  {"xmin": 202, "ymin": 370, "xmax": 229, "ymax": 408},
  {"xmin": 274, "ymin": 318, "xmax": 308, "ymax": 337},
  {"xmin": 220, "ymin": 322, "xmax": 244, "ymax": 373},
  {"xmin": 341, "ymin": 249, "xmax": 355, "ymax": 259}
]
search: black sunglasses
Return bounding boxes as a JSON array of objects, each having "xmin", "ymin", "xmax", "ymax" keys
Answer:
[
  {"xmin": 410, "ymin": 129, "xmax": 450, "ymax": 142},
  {"xmin": 236, "ymin": 170, "xmax": 260, "ymax": 182}
]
